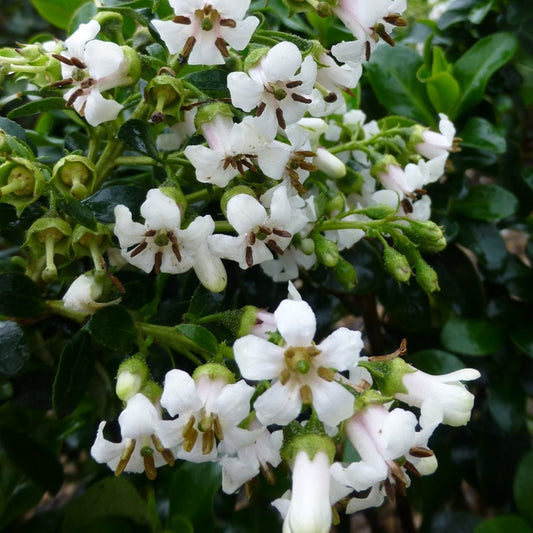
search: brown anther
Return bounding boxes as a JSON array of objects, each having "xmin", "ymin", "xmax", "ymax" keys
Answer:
[
  {"xmin": 272, "ymin": 228, "xmax": 291, "ymax": 238},
  {"xmin": 240, "ymin": 159, "xmax": 257, "ymax": 172},
  {"xmin": 275, "ymin": 107, "xmax": 286, "ymax": 129},
  {"xmin": 79, "ymin": 99, "xmax": 87, "ymax": 117},
  {"xmin": 299, "ymin": 384, "xmax": 313, "ymax": 404},
  {"xmin": 236, "ymin": 160, "xmax": 247, "ymax": 177},
  {"xmin": 154, "ymin": 250, "xmax": 163, "ymax": 274},
  {"xmin": 376, "ymin": 27, "xmax": 395, "ymax": 47},
  {"xmin": 80, "ymin": 77, "xmax": 95, "ymax": 89},
  {"xmin": 299, "ymin": 161, "xmax": 319, "ymax": 172},
  {"xmin": 145, "ymin": 229, "xmax": 157, "ymax": 237},
  {"xmin": 70, "ymin": 56, "xmax": 87, "ymax": 69},
  {"xmin": 404, "ymin": 460, "xmax": 422, "ymax": 478},
  {"xmin": 168, "ymin": 231, "xmax": 182, "ymax": 262},
  {"xmin": 384, "ymin": 14, "xmax": 408, "ymax": 26},
  {"xmin": 256, "ymin": 101, "xmax": 266, "ymax": 117},
  {"xmin": 173, "ymin": 15, "xmax": 191, "ymax": 24},
  {"xmin": 130, "ymin": 240, "xmax": 148, "ymax": 258},
  {"xmin": 52, "ymin": 53, "xmax": 74, "ymax": 66},
  {"xmin": 365, "ymin": 41, "xmax": 371, "ymax": 61},
  {"xmin": 294, "ymin": 150, "xmax": 316, "ymax": 158},
  {"xmin": 50, "ymin": 78, "xmax": 74, "ymax": 88},
  {"xmin": 409, "ymin": 446, "xmax": 434, "ymax": 458},
  {"xmin": 317, "ymin": 366, "xmax": 335, "ymax": 382},
  {"xmin": 324, "ymin": 92, "xmax": 337, "ymax": 103},
  {"xmin": 266, "ymin": 239, "xmax": 284, "ymax": 256},
  {"xmin": 260, "ymin": 462, "xmax": 276, "ymax": 485},
  {"xmin": 215, "ymin": 37, "xmax": 229, "ymax": 57},
  {"xmin": 182, "ymin": 36, "xmax": 197, "ymax": 58},
  {"xmin": 390, "ymin": 461, "xmax": 408, "ymax": 488},
  {"xmin": 213, "ymin": 416, "xmax": 224, "ymax": 441},
  {"xmin": 66, "ymin": 87, "xmax": 84, "ymax": 107},
  {"xmin": 204, "ymin": 4, "xmax": 213, "ymax": 14},
  {"xmin": 245, "ymin": 245, "xmax": 254, "ymax": 268},
  {"xmin": 143, "ymin": 454, "xmax": 157, "ymax": 480},
  {"xmin": 369, "ymin": 338, "xmax": 407, "ymax": 361},
  {"xmin": 220, "ymin": 18, "xmax": 237, "ymax": 28},
  {"xmin": 383, "ymin": 478, "xmax": 396, "ymax": 502},
  {"xmin": 291, "ymin": 93, "xmax": 312, "ymax": 104},
  {"xmin": 279, "ymin": 368, "xmax": 291, "ymax": 385},
  {"xmin": 202, "ymin": 428, "xmax": 215, "ymax": 455},
  {"xmin": 287, "ymin": 168, "xmax": 306, "ymax": 194},
  {"xmin": 258, "ymin": 225, "xmax": 272, "ymax": 235},
  {"xmin": 114, "ymin": 439, "xmax": 136, "ymax": 476},
  {"xmin": 401, "ymin": 198, "xmax": 413, "ymax": 214},
  {"xmin": 286, "ymin": 80, "xmax": 303, "ymax": 89}
]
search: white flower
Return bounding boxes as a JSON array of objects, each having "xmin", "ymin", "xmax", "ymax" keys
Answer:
[
  {"xmin": 261, "ymin": 244, "xmax": 317, "ymax": 282},
  {"xmin": 62, "ymin": 273, "xmax": 120, "ymax": 314},
  {"xmin": 416, "ymin": 114, "xmax": 456, "ymax": 160},
  {"xmin": 274, "ymin": 450, "xmax": 333, "ymax": 533},
  {"xmin": 228, "ymin": 41, "xmax": 317, "ymax": 136},
  {"xmin": 208, "ymin": 185, "xmax": 310, "ymax": 269},
  {"xmin": 56, "ymin": 20, "xmax": 132, "ymax": 126},
  {"xmin": 156, "ymin": 108, "xmax": 197, "ymax": 151},
  {"xmin": 395, "ymin": 367, "xmax": 481, "ymax": 426},
  {"xmin": 152, "ymin": 0, "xmax": 259, "ymax": 65},
  {"xmin": 184, "ymin": 114, "xmax": 289, "ymax": 187},
  {"xmin": 114, "ymin": 189, "xmax": 227, "ymax": 292},
  {"xmin": 90, "ymin": 393, "xmax": 178, "ymax": 479},
  {"xmin": 160, "ymin": 368, "xmax": 258, "ymax": 462},
  {"xmin": 233, "ymin": 298, "xmax": 363, "ymax": 426}
]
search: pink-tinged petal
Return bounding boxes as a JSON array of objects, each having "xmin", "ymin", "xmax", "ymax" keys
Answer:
[
  {"xmin": 318, "ymin": 327, "xmax": 363, "ymax": 371},
  {"xmin": 312, "ymin": 379, "xmax": 355, "ymax": 426},
  {"xmin": 220, "ymin": 16, "xmax": 259, "ymax": 50},
  {"xmin": 152, "ymin": 19, "xmax": 190, "ymax": 55},
  {"xmin": 161, "ymin": 369, "xmax": 202, "ymax": 416},
  {"xmin": 274, "ymin": 299, "xmax": 316, "ymax": 347},
  {"xmin": 233, "ymin": 335, "xmax": 284, "ymax": 380},
  {"xmin": 84, "ymin": 40, "xmax": 124, "ymax": 80},
  {"xmin": 254, "ymin": 379, "xmax": 302, "ymax": 425},
  {"xmin": 380, "ymin": 408, "xmax": 418, "ymax": 460},
  {"xmin": 227, "ymin": 71, "xmax": 263, "ymax": 111},
  {"xmin": 141, "ymin": 189, "xmax": 182, "ymax": 230},
  {"xmin": 226, "ymin": 194, "xmax": 267, "ymax": 233},
  {"xmin": 84, "ymin": 90, "xmax": 122, "ymax": 126},
  {"xmin": 262, "ymin": 41, "xmax": 301, "ymax": 81}
]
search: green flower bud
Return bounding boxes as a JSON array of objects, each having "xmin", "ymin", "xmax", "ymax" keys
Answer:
[
  {"xmin": 325, "ymin": 193, "xmax": 344, "ymax": 216},
  {"xmin": 353, "ymin": 389, "xmax": 391, "ymax": 412},
  {"xmin": 195, "ymin": 102, "xmax": 233, "ymax": 131},
  {"xmin": 360, "ymin": 203, "xmax": 397, "ymax": 220},
  {"xmin": 159, "ymin": 186, "xmax": 187, "ymax": 216},
  {"xmin": 383, "ymin": 246, "xmax": 411, "ymax": 283},
  {"xmin": 243, "ymin": 47, "xmax": 269, "ymax": 72},
  {"xmin": 336, "ymin": 168, "xmax": 363, "ymax": 196},
  {"xmin": 333, "ymin": 256, "xmax": 358, "ymax": 290},
  {"xmin": 116, "ymin": 355, "xmax": 150, "ymax": 402},
  {"xmin": 52, "ymin": 155, "xmax": 95, "ymax": 199},
  {"xmin": 414, "ymin": 256, "xmax": 440, "ymax": 293},
  {"xmin": 145, "ymin": 74, "xmax": 185, "ymax": 122},
  {"xmin": 361, "ymin": 356, "xmax": 413, "ymax": 397},
  {"xmin": 314, "ymin": 233, "xmax": 340, "ymax": 267},
  {"xmin": 399, "ymin": 220, "xmax": 446, "ymax": 254},
  {"xmin": 121, "ymin": 46, "xmax": 141, "ymax": 86},
  {"xmin": 281, "ymin": 434, "xmax": 336, "ymax": 466},
  {"xmin": 192, "ymin": 363, "xmax": 235, "ymax": 385}
]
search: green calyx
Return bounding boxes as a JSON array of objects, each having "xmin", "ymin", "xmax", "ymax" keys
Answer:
[
  {"xmin": 145, "ymin": 74, "xmax": 185, "ymax": 122},
  {"xmin": 195, "ymin": 103, "xmax": 233, "ymax": 131},
  {"xmin": 116, "ymin": 355, "xmax": 151, "ymax": 402},
  {"xmin": 360, "ymin": 356, "xmax": 414, "ymax": 397},
  {"xmin": 52, "ymin": 155, "xmax": 95, "ymax": 200},
  {"xmin": 192, "ymin": 363, "xmax": 235, "ymax": 385},
  {"xmin": 281, "ymin": 432, "xmax": 336, "ymax": 467}
]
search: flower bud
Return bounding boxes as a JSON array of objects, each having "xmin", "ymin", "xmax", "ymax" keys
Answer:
[
  {"xmin": 116, "ymin": 356, "xmax": 151, "ymax": 402},
  {"xmin": 52, "ymin": 155, "xmax": 95, "ymax": 199},
  {"xmin": 314, "ymin": 233, "xmax": 340, "ymax": 267},
  {"xmin": 399, "ymin": 220, "xmax": 446, "ymax": 254},
  {"xmin": 337, "ymin": 168, "xmax": 363, "ymax": 196},
  {"xmin": 120, "ymin": 45, "xmax": 141, "ymax": 86},
  {"xmin": 325, "ymin": 193, "xmax": 344, "ymax": 216},
  {"xmin": 71, "ymin": 223, "xmax": 113, "ymax": 268},
  {"xmin": 140, "ymin": 380, "xmax": 163, "ymax": 403},
  {"xmin": 195, "ymin": 102, "xmax": 234, "ymax": 131},
  {"xmin": 360, "ymin": 203, "xmax": 397, "ymax": 220},
  {"xmin": 334, "ymin": 256, "xmax": 357, "ymax": 290},
  {"xmin": 383, "ymin": 246, "xmax": 411, "ymax": 283},
  {"xmin": 192, "ymin": 363, "xmax": 235, "ymax": 385},
  {"xmin": 315, "ymin": 147, "xmax": 346, "ymax": 178},
  {"xmin": 414, "ymin": 256, "xmax": 439, "ymax": 293}
]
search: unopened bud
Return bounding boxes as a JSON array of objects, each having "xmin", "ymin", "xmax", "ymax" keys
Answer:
[
  {"xmin": 314, "ymin": 233, "xmax": 340, "ymax": 267},
  {"xmin": 414, "ymin": 257, "xmax": 439, "ymax": 293},
  {"xmin": 334, "ymin": 256, "xmax": 357, "ymax": 290},
  {"xmin": 361, "ymin": 203, "xmax": 397, "ymax": 220},
  {"xmin": 383, "ymin": 246, "xmax": 411, "ymax": 283},
  {"xmin": 400, "ymin": 220, "xmax": 446, "ymax": 254}
]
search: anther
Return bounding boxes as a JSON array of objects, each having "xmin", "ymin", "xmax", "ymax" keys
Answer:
[
  {"xmin": 266, "ymin": 239, "xmax": 284, "ymax": 255},
  {"xmin": 50, "ymin": 78, "xmax": 74, "ymax": 88},
  {"xmin": 220, "ymin": 18, "xmax": 237, "ymax": 28},
  {"xmin": 182, "ymin": 36, "xmax": 196, "ymax": 58},
  {"xmin": 317, "ymin": 366, "xmax": 335, "ymax": 381},
  {"xmin": 291, "ymin": 93, "xmax": 312, "ymax": 104},
  {"xmin": 52, "ymin": 53, "xmax": 74, "ymax": 66},
  {"xmin": 130, "ymin": 240, "xmax": 148, "ymax": 258},
  {"xmin": 173, "ymin": 15, "xmax": 191, "ymax": 24},
  {"xmin": 202, "ymin": 429, "xmax": 215, "ymax": 455},
  {"xmin": 286, "ymin": 80, "xmax": 303, "ymax": 89},
  {"xmin": 168, "ymin": 231, "xmax": 182, "ymax": 261},
  {"xmin": 215, "ymin": 37, "xmax": 229, "ymax": 57},
  {"xmin": 154, "ymin": 250, "xmax": 163, "ymax": 274},
  {"xmin": 70, "ymin": 56, "xmax": 87, "ymax": 69},
  {"xmin": 256, "ymin": 101, "xmax": 266, "ymax": 117},
  {"xmin": 279, "ymin": 368, "xmax": 291, "ymax": 385},
  {"xmin": 66, "ymin": 88, "xmax": 84, "ymax": 107},
  {"xmin": 275, "ymin": 107, "xmax": 286, "ymax": 129},
  {"xmin": 115, "ymin": 439, "xmax": 136, "ymax": 476},
  {"xmin": 409, "ymin": 446, "xmax": 434, "ymax": 458},
  {"xmin": 272, "ymin": 228, "xmax": 291, "ymax": 238},
  {"xmin": 245, "ymin": 245, "xmax": 254, "ymax": 268},
  {"xmin": 299, "ymin": 384, "xmax": 313, "ymax": 404}
]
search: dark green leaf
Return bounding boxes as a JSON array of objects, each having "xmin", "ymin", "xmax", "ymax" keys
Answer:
[
  {"xmin": 0, "ymin": 426, "xmax": 63, "ymax": 494},
  {"xmin": 185, "ymin": 285, "xmax": 224, "ymax": 320},
  {"xmin": 0, "ymin": 273, "xmax": 45, "ymax": 317},
  {"xmin": 0, "ymin": 117, "xmax": 36, "ymax": 154},
  {"xmin": 82, "ymin": 185, "xmax": 147, "ymax": 223},
  {"xmin": 0, "ymin": 321, "xmax": 30, "ymax": 377},
  {"xmin": 510, "ymin": 324, "xmax": 533, "ymax": 358},
  {"xmin": 57, "ymin": 198, "xmax": 98, "ymax": 231},
  {"xmin": 168, "ymin": 462, "xmax": 221, "ymax": 531},
  {"xmin": 452, "ymin": 33, "xmax": 518, "ymax": 117},
  {"xmin": 68, "ymin": 2, "xmax": 97, "ymax": 34},
  {"xmin": 176, "ymin": 324, "xmax": 218, "ymax": 355},
  {"xmin": 184, "ymin": 69, "xmax": 229, "ymax": 98},
  {"xmin": 30, "ymin": 0, "xmax": 88, "ymax": 29},
  {"xmin": 407, "ymin": 349, "xmax": 466, "ymax": 375},
  {"xmin": 52, "ymin": 330, "xmax": 95, "ymax": 418},
  {"xmin": 62, "ymin": 477, "xmax": 152, "ymax": 531},
  {"xmin": 85, "ymin": 306, "xmax": 136, "ymax": 352},
  {"xmin": 424, "ymin": 510, "xmax": 482, "ymax": 533},
  {"xmin": 118, "ymin": 119, "xmax": 160, "ymax": 160},
  {"xmin": 514, "ymin": 451, "xmax": 533, "ymax": 525},
  {"xmin": 450, "ymin": 185, "xmax": 518, "ymax": 221},
  {"xmin": 475, "ymin": 516, "xmax": 533, "ymax": 533},
  {"xmin": 441, "ymin": 317, "xmax": 505, "ymax": 356},
  {"xmin": 366, "ymin": 45, "xmax": 436, "ymax": 126},
  {"xmin": 488, "ymin": 377, "xmax": 525, "ymax": 433},
  {"xmin": 460, "ymin": 117, "xmax": 506, "ymax": 153},
  {"xmin": 7, "ymin": 98, "xmax": 67, "ymax": 119}
]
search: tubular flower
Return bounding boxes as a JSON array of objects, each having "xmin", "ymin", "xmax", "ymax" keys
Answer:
[
  {"xmin": 114, "ymin": 188, "xmax": 227, "ymax": 292},
  {"xmin": 152, "ymin": 0, "xmax": 259, "ymax": 65},
  {"xmin": 233, "ymin": 298, "xmax": 363, "ymax": 426},
  {"xmin": 62, "ymin": 272, "xmax": 120, "ymax": 314},
  {"xmin": 53, "ymin": 20, "xmax": 134, "ymax": 126}
]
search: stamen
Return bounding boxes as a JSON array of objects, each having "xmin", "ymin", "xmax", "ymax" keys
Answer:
[
  {"xmin": 404, "ymin": 460, "xmax": 422, "ymax": 477},
  {"xmin": 258, "ymin": 225, "xmax": 272, "ymax": 235},
  {"xmin": 52, "ymin": 53, "xmax": 73, "ymax": 66},
  {"xmin": 130, "ymin": 240, "xmax": 148, "ymax": 258},
  {"xmin": 401, "ymin": 198, "xmax": 413, "ymax": 213},
  {"xmin": 256, "ymin": 101, "xmax": 266, "ymax": 117},
  {"xmin": 383, "ymin": 478, "xmax": 396, "ymax": 502},
  {"xmin": 279, "ymin": 368, "xmax": 291, "ymax": 385},
  {"xmin": 220, "ymin": 18, "xmax": 237, "ymax": 28},
  {"xmin": 115, "ymin": 439, "xmax": 136, "ymax": 476},
  {"xmin": 298, "ymin": 161, "xmax": 319, "ymax": 172},
  {"xmin": 173, "ymin": 15, "xmax": 191, "ymax": 24},
  {"xmin": 245, "ymin": 245, "xmax": 254, "ymax": 268},
  {"xmin": 272, "ymin": 228, "xmax": 291, "ymax": 238},
  {"xmin": 365, "ymin": 41, "xmax": 371, "ymax": 61},
  {"xmin": 151, "ymin": 435, "xmax": 175, "ymax": 466},
  {"xmin": 324, "ymin": 92, "xmax": 337, "ymax": 103},
  {"xmin": 50, "ymin": 78, "xmax": 74, "ymax": 88},
  {"xmin": 70, "ymin": 56, "xmax": 87, "ymax": 69},
  {"xmin": 154, "ymin": 250, "xmax": 163, "ymax": 274},
  {"xmin": 291, "ymin": 93, "xmax": 312, "ymax": 104},
  {"xmin": 286, "ymin": 80, "xmax": 303, "ymax": 89},
  {"xmin": 80, "ymin": 77, "xmax": 95, "ymax": 89},
  {"xmin": 202, "ymin": 429, "xmax": 215, "ymax": 455},
  {"xmin": 409, "ymin": 446, "xmax": 434, "ymax": 458},
  {"xmin": 213, "ymin": 416, "xmax": 224, "ymax": 441},
  {"xmin": 215, "ymin": 37, "xmax": 229, "ymax": 57},
  {"xmin": 266, "ymin": 239, "xmax": 284, "ymax": 255},
  {"xmin": 182, "ymin": 36, "xmax": 196, "ymax": 59},
  {"xmin": 317, "ymin": 366, "xmax": 335, "ymax": 382},
  {"xmin": 299, "ymin": 384, "xmax": 313, "ymax": 404},
  {"xmin": 383, "ymin": 14, "xmax": 408, "ymax": 26},
  {"xmin": 145, "ymin": 229, "xmax": 157, "ymax": 237},
  {"xmin": 168, "ymin": 231, "xmax": 182, "ymax": 262},
  {"xmin": 143, "ymin": 454, "xmax": 157, "ymax": 480},
  {"xmin": 275, "ymin": 107, "xmax": 286, "ymax": 129},
  {"xmin": 66, "ymin": 88, "xmax": 84, "ymax": 107}
]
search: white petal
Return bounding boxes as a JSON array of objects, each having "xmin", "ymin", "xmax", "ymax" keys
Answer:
[
  {"xmin": 318, "ymin": 328, "xmax": 363, "ymax": 371},
  {"xmin": 228, "ymin": 71, "xmax": 264, "ymax": 112},
  {"xmin": 118, "ymin": 393, "xmax": 161, "ymax": 438},
  {"xmin": 312, "ymin": 380, "xmax": 355, "ymax": 426},
  {"xmin": 226, "ymin": 194, "xmax": 267, "ymax": 234},
  {"xmin": 84, "ymin": 40, "xmax": 124, "ymax": 80},
  {"xmin": 161, "ymin": 369, "xmax": 202, "ymax": 416},
  {"xmin": 220, "ymin": 16, "xmax": 259, "ymax": 51},
  {"xmin": 141, "ymin": 189, "xmax": 182, "ymax": 230},
  {"xmin": 65, "ymin": 20, "xmax": 100, "ymax": 59},
  {"xmin": 188, "ymin": 34, "xmax": 225, "ymax": 65},
  {"xmin": 152, "ymin": 19, "xmax": 191, "ymax": 55},
  {"xmin": 262, "ymin": 41, "xmax": 301, "ymax": 81},
  {"xmin": 254, "ymin": 379, "xmax": 302, "ymax": 425},
  {"xmin": 84, "ymin": 90, "xmax": 122, "ymax": 126},
  {"xmin": 233, "ymin": 335, "xmax": 284, "ymax": 379},
  {"xmin": 274, "ymin": 299, "xmax": 316, "ymax": 347}
]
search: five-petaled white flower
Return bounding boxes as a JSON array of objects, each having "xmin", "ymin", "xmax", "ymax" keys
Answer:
[
  {"xmin": 152, "ymin": 0, "xmax": 259, "ymax": 65},
  {"xmin": 227, "ymin": 41, "xmax": 317, "ymax": 137},
  {"xmin": 233, "ymin": 298, "xmax": 363, "ymax": 426},
  {"xmin": 114, "ymin": 188, "xmax": 227, "ymax": 292},
  {"xmin": 53, "ymin": 20, "xmax": 134, "ymax": 126}
]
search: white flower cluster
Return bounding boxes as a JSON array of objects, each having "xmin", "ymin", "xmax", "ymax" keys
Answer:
[{"xmin": 91, "ymin": 292, "xmax": 480, "ymax": 530}]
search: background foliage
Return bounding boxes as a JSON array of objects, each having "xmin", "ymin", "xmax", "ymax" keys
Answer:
[{"xmin": 0, "ymin": 0, "xmax": 532, "ymax": 532}]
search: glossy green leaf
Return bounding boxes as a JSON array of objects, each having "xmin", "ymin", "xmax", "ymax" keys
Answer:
[
  {"xmin": 510, "ymin": 324, "xmax": 533, "ymax": 358},
  {"xmin": 7, "ymin": 98, "xmax": 66, "ymax": 119},
  {"xmin": 168, "ymin": 462, "xmax": 221, "ymax": 532},
  {"xmin": 52, "ymin": 330, "xmax": 95, "ymax": 418},
  {"xmin": 425, "ymin": 71, "xmax": 461, "ymax": 115},
  {"xmin": 0, "ymin": 321, "xmax": 30, "ymax": 377},
  {"xmin": 85, "ymin": 306, "xmax": 136, "ymax": 352},
  {"xmin": 0, "ymin": 117, "xmax": 36, "ymax": 154},
  {"xmin": 176, "ymin": 324, "xmax": 218, "ymax": 355},
  {"xmin": 460, "ymin": 117, "xmax": 507, "ymax": 153},
  {"xmin": 488, "ymin": 375, "xmax": 525, "ymax": 433},
  {"xmin": 450, "ymin": 185, "xmax": 518, "ymax": 221},
  {"xmin": 117, "ymin": 119, "xmax": 160, "ymax": 160},
  {"xmin": 184, "ymin": 69, "xmax": 229, "ymax": 98},
  {"xmin": 475, "ymin": 516, "xmax": 533, "ymax": 533},
  {"xmin": 0, "ymin": 273, "xmax": 45, "ymax": 317},
  {"xmin": 82, "ymin": 185, "xmax": 147, "ymax": 223},
  {"xmin": 452, "ymin": 32, "xmax": 518, "ymax": 117},
  {"xmin": 514, "ymin": 451, "xmax": 533, "ymax": 525},
  {"xmin": 365, "ymin": 44, "xmax": 436, "ymax": 126},
  {"xmin": 441, "ymin": 317, "xmax": 505, "ymax": 356},
  {"xmin": 30, "ymin": 0, "xmax": 87, "ymax": 28},
  {"xmin": 57, "ymin": 198, "xmax": 98, "ymax": 231}
]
